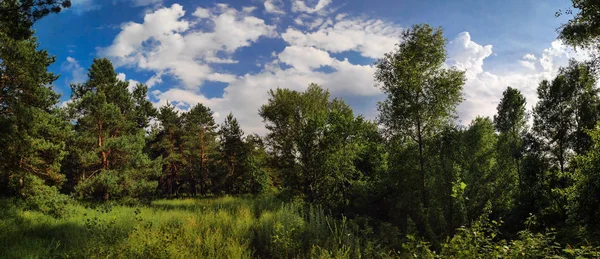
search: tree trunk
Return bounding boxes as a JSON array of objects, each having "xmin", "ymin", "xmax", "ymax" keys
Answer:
[
  {"xmin": 99, "ymin": 121, "xmax": 108, "ymax": 170},
  {"xmin": 169, "ymin": 129, "xmax": 175, "ymax": 195},
  {"xmin": 18, "ymin": 156, "xmax": 25, "ymax": 199},
  {"xmin": 230, "ymin": 154, "xmax": 236, "ymax": 193},
  {"xmin": 200, "ymin": 127, "xmax": 206, "ymax": 194},
  {"xmin": 417, "ymin": 120, "xmax": 427, "ymax": 209}
]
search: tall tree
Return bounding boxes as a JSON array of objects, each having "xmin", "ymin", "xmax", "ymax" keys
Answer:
[
  {"xmin": 0, "ymin": 3, "xmax": 69, "ymax": 198},
  {"xmin": 153, "ymin": 102, "xmax": 184, "ymax": 196},
  {"xmin": 494, "ymin": 87, "xmax": 527, "ymax": 198},
  {"xmin": 375, "ymin": 24, "xmax": 465, "ymax": 210},
  {"xmin": 533, "ymin": 60, "xmax": 598, "ymax": 175},
  {"xmin": 68, "ymin": 58, "xmax": 158, "ymax": 200},
  {"xmin": 181, "ymin": 103, "xmax": 218, "ymax": 195},
  {"xmin": 570, "ymin": 125, "xmax": 600, "ymax": 235},
  {"xmin": 260, "ymin": 84, "xmax": 365, "ymax": 207},
  {"xmin": 461, "ymin": 117, "xmax": 502, "ymax": 220},
  {"xmin": 242, "ymin": 134, "xmax": 270, "ymax": 194},
  {"xmin": 530, "ymin": 60, "xmax": 599, "ymax": 228},
  {"xmin": 219, "ymin": 113, "xmax": 246, "ymax": 193}
]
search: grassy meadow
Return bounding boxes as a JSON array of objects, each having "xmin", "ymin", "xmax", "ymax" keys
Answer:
[{"xmin": 0, "ymin": 195, "xmax": 390, "ymax": 259}]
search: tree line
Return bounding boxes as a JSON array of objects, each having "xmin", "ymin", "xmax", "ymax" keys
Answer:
[{"xmin": 2, "ymin": 0, "xmax": 600, "ymax": 251}]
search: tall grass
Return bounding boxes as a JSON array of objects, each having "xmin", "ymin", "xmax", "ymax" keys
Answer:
[{"xmin": 0, "ymin": 195, "xmax": 393, "ymax": 258}]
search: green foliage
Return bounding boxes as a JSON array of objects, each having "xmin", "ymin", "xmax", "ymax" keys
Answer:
[
  {"xmin": 374, "ymin": 23, "xmax": 466, "ymax": 242},
  {"xmin": 533, "ymin": 60, "xmax": 598, "ymax": 173},
  {"xmin": 0, "ymin": 12, "xmax": 69, "ymax": 200},
  {"xmin": 0, "ymin": 196, "xmax": 397, "ymax": 259},
  {"xmin": 570, "ymin": 125, "xmax": 600, "ymax": 236},
  {"xmin": 259, "ymin": 84, "xmax": 374, "ymax": 209},
  {"xmin": 2, "ymin": 2, "xmax": 600, "ymax": 255},
  {"xmin": 558, "ymin": 0, "xmax": 600, "ymax": 53},
  {"xmin": 0, "ymin": 0, "xmax": 71, "ymax": 40},
  {"xmin": 22, "ymin": 174, "xmax": 71, "ymax": 218},
  {"xmin": 67, "ymin": 58, "xmax": 160, "ymax": 201},
  {"xmin": 181, "ymin": 103, "xmax": 219, "ymax": 195},
  {"xmin": 494, "ymin": 87, "xmax": 527, "ymax": 208}
]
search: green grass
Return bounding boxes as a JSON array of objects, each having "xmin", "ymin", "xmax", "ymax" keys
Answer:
[{"xmin": 0, "ymin": 195, "xmax": 385, "ymax": 258}]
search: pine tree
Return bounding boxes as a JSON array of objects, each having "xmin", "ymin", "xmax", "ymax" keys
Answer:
[
  {"xmin": 153, "ymin": 102, "xmax": 184, "ymax": 196},
  {"xmin": 181, "ymin": 103, "xmax": 218, "ymax": 195},
  {"xmin": 131, "ymin": 83, "xmax": 157, "ymax": 130},
  {"xmin": 0, "ymin": 14, "xmax": 69, "ymax": 199},
  {"xmin": 68, "ymin": 58, "xmax": 158, "ymax": 200},
  {"xmin": 0, "ymin": 0, "xmax": 71, "ymax": 40},
  {"xmin": 219, "ymin": 113, "xmax": 246, "ymax": 193}
]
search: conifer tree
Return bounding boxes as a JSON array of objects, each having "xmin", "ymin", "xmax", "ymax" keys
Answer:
[
  {"xmin": 153, "ymin": 102, "xmax": 184, "ymax": 196},
  {"xmin": 0, "ymin": 9, "xmax": 69, "ymax": 198},
  {"xmin": 219, "ymin": 113, "xmax": 246, "ymax": 193},
  {"xmin": 68, "ymin": 58, "xmax": 158, "ymax": 200},
  {"xmin": 181, "ymin": 103, "xmax": 218, "ymax": 195}
]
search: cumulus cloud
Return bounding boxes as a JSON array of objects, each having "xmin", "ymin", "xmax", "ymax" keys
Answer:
[
  {"xmin": 447, "ymin": 32, "xmax": 493, "ymax": 80},
  {"xmin": 281, "ymin": 17, "xmax": 402, "ymax": 58},
  {"xmin": 151, "ymin": 45, "xmax": 382, "ymax": 134},
  {"xmin": 264, "ymin": 0, "xmax": 285, "ymax": 14},
  {"xmin": 102, "ymin": 2, "xmax": 593, "ymax": 135},
  {"xmin": 102, "ymin": 4, "xmax": 275, "ymax": 89},
  {"xmin": 292, "ymin": 0, "xmax": 332, "ymax": 14},
  {"xmin": 116, "ymin": 72, "xmax": 141, "ymax": 92},
  {"xmin": 141, "ymin": 6, "xmax": 404, "ymax": 134},
  {"xmin": 519, "ymin": 60, "xmax": 536, "ymax": 70},
  {"xmin": 61, "ymin": 57, "xmax": 87, "ymax": 84},
  {"xmin": 451, "ymin": 35, "xmax": 592, "ymax": 125},
  {"xmin": 523, "ymin": 53, "xmax": 536, "ymax": 60}
]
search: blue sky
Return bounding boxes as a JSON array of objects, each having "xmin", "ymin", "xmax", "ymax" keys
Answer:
[{"xmin": 33, "ymin": 0, "xmax": 586, "ymax": 133}]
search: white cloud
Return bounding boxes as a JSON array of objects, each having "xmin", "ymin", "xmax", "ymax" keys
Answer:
[
  {"xmin": 281, "ymin": 16, "xmax": 402, "ymax": 58},
  {"xmin": 292, "ymin": 0, "xmax": 332, "ymax": 14},
  {"xmin": 116, "ymin": 72, "xmax": 141, "ymax": 92},
  {"xmin": 121, "ymin": 3, "xmax": 398, "ymax": 134},
  {"xmin": 242, "ymin": 6, "xmax": 257, "ymax": 13},
  {"xmin": 451, "ymin": 35, "xmax": 592, "ymax": 125},
  {"xmin": 145, "ymin": 72, "xmax": 163, "ymax": 87},
  {"xmin": 523, "ymin": 53, "xmax": 536, "ymax": 60},
  {"xmin": 447, "ymin": 32, "xmax": 493, "ymax": 80},
  {"xmin": 278, "ymin": 45, "xmax": 333, "ymax": 72},
  {"xmin": 264, "ymin": 0, "xmax": 285, "ymax": 14},
  {"xmin": 102, "ymin": 2, "xmax": 593, "ymax": 136},
  {"xmin": 116, "ymin": 72, "xmax": 126, "ymax": 81},
  {"xmin": 61, "ymin": 57, "xmax": 87, "ymax": 84},
  {"xmin": 193, "ymin": 7, "xmax": 211, "ymax": 18},
  {"xmin": 519, "ymin": 60, "xmax": 536, "ymax": 70},
  {"xmin": 102, "ymin": 4, "xmax": 275, "ymax": 89},
  {"xmin": 151, "ymin": 45, "xmax": 382, "ymax": 134}
]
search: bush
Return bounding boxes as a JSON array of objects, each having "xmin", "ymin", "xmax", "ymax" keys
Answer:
[{"xmin": 22, "ymin": 175, "xmax": 71, "ymax": 217}]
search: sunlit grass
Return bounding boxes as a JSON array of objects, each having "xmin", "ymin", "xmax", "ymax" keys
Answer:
[{"xmin": 0, "ymin": 195, "xmax": 378, "ymax": 258}]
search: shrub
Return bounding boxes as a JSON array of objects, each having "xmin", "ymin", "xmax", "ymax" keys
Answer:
[{"xmin": 22, "ymin": 175, "xmax": 71, "ymax": 217}]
